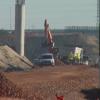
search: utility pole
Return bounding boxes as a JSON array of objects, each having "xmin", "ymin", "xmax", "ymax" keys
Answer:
[{"xmin": 15, "ymin": 0, "xmax": 25, "ymax": 56}]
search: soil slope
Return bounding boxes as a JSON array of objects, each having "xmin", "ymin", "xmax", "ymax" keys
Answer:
[{"xmin": 0, "ymin": 45, "xmax": 33, "ymax": 71}]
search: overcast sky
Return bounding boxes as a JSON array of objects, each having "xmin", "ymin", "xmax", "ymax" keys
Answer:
[{"xmin": 0, "ymin": 0, "xmax": 97, "ymax": 29}]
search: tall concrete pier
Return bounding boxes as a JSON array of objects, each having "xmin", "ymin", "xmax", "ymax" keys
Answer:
[{"xmin": 15, "ymin": 0, "xmax": 25, "ymax": 56}]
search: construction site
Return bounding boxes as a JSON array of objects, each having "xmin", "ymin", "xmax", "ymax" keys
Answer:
[{"xmin": 0, "ymin": 0, "xmax": 100, "ymax": 100}]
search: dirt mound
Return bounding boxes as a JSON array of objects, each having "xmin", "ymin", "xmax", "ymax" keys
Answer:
[
  {"xmin": 0, "ymin": 45, "xmax": 33, "ymax": 71},
  {"xmin": 0, "ymin": 73, "xmax": 23, "ymax": 99},
  {"xmin": 0, "ymin": 73, "xmax": 45, "ymax": 100}
]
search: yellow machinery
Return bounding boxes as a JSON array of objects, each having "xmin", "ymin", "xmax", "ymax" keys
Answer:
[{"xmin": 68, "ymin": 47, "xmax": 83, "ymax": 64}]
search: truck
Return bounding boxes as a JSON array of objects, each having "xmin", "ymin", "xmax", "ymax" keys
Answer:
[{"xmin": 66, "ymin": 47, "xmax": 83, "ymax": 64}]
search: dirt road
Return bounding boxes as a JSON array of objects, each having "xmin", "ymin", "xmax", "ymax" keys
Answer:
[{"xmin": 3, "ymin": 65, "xmax": 99, "ymax": 100}]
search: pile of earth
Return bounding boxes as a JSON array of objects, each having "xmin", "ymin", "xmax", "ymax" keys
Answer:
[
  {"xmin": 0, "ymin": 73, "xmax": 45, "ymax": 100},
  {"xmin": 0, "ymin": 73, "xmax": 23, "ymax": 99},
  {"xmin": 0, "ymin": 45, "xmax": 33, "ymax": 71}
]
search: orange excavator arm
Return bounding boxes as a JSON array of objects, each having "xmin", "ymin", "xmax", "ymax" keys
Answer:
[{"xmin": 44, "ymin": 19, "xmax": 53, "ymax": 44}]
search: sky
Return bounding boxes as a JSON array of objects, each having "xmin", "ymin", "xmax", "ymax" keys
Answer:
[{"xmin": 0, "ymin": 0, "xmax": 97, "ymax": 29}]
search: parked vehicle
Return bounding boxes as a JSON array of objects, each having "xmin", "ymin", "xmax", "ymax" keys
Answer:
[{"xmin": 34, "ymin": 53, "xmax": 55, "ymax": 66}]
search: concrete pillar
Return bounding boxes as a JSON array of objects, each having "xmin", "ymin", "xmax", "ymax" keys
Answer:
[
  {"xmin": 15, "ymin": 0, "xmax": 25, "ymax": 56},
  {"xmin": 97, "ymin": 0, "xmax": 100, "ymax": 88}
]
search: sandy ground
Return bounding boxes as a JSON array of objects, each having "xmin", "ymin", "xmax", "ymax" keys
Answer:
[{"xmin": 2, "ymin": 65, "xmax": 99, "ymax": 100}]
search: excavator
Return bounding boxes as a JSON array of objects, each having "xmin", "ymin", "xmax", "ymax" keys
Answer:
[{"xmin": 43, "ymin": 19, "xmax": 59, "ymax": 58}]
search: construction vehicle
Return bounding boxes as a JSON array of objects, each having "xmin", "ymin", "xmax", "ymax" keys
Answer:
[
  {"xmin": 42, "ymin": 19, "xmax": 59, "ymax": 58},
  {"xmin": 74, "ymin": 47, "xmax": 83, "ymax": 63},
  {"xmin": 66, "ymin": 47, "xmax": 83, "ymax": 64}
]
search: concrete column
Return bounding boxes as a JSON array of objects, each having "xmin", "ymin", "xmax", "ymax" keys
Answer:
[
  {"xmin": 15, "ymin": 0, "xmax": 25, "ymax": 56},
  {"xmin": 97, "ymin": 0, "xmax": 100, "ymax": 88}
]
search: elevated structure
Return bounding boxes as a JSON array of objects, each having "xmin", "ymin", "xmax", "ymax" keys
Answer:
[{"xmin": 15, "ymin": 0, "xmax": 25, "ymax": 56}]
